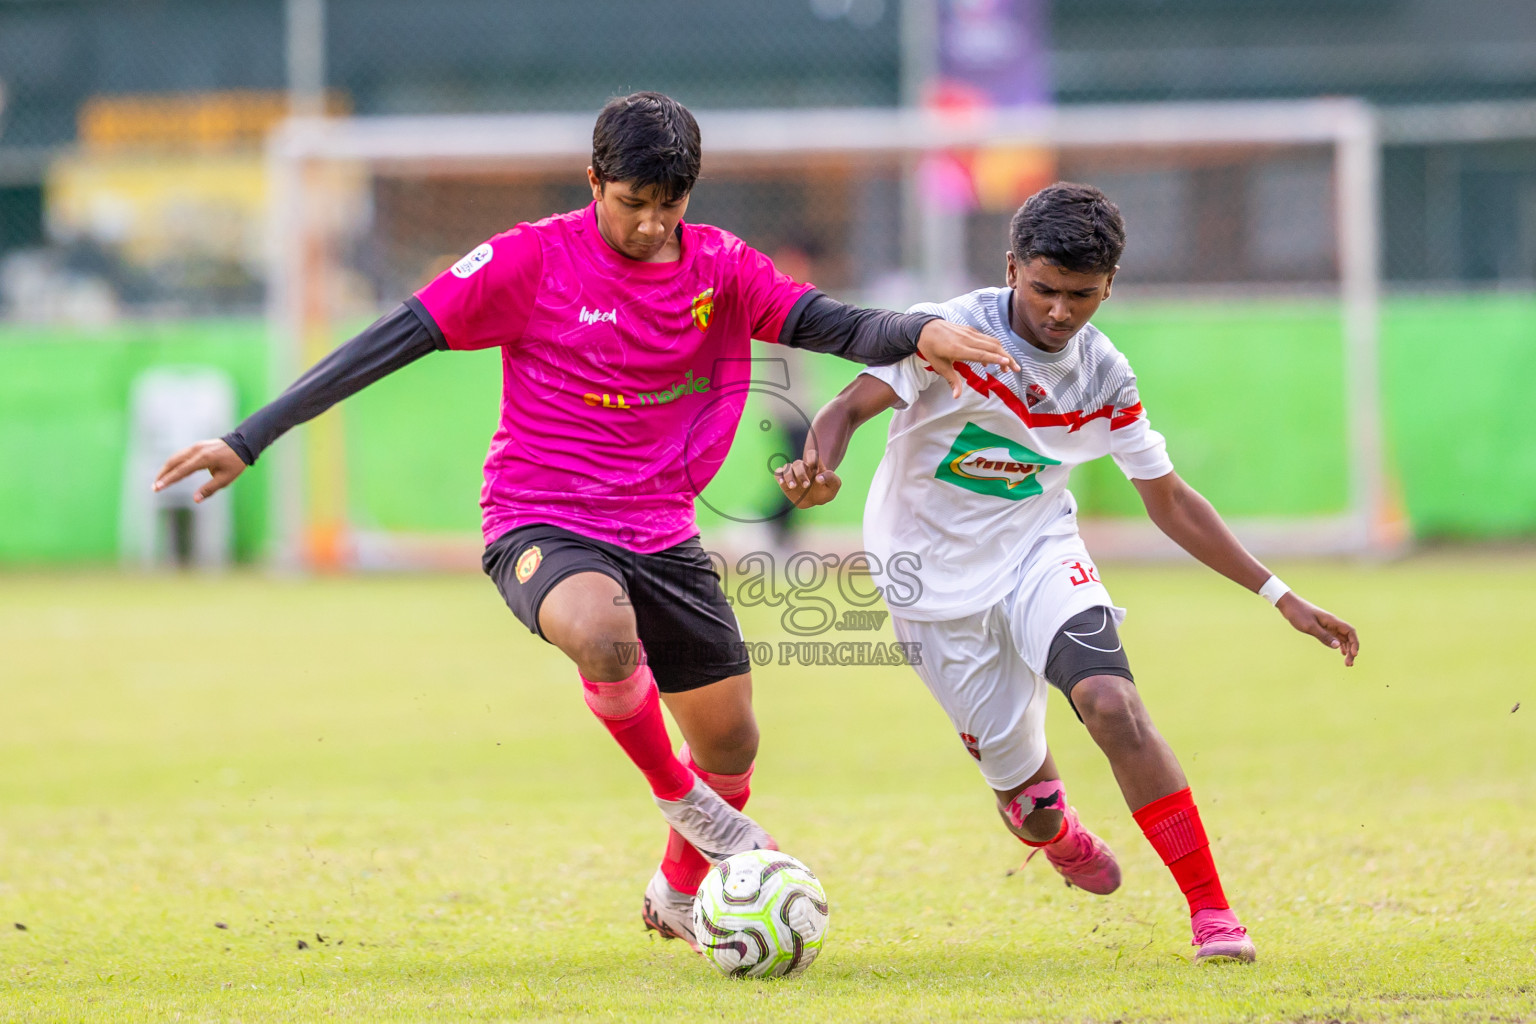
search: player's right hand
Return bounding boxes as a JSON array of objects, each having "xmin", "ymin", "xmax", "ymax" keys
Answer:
[
  {"xmin": 153, "ymin": 439, "xmax": 247, "ymax": 503},
  {"xmin": 916, "ymin": 319, "xmax": 1021, "ymax": 399},
  {"xmin": 775, "ymin": 455, "xmax": 841, "ymax": 509}
]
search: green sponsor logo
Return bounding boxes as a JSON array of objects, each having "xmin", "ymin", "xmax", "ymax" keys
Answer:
[
  {"xmin": 935, "ymin": 421, "xmax": 1060, "ymax": 500},
  {"xmin": 637, "ymin": 368, "xmax": 710, "ymax": 406}
]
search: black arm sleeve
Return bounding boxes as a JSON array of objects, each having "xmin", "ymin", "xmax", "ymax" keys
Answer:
[
  {"xmin": 222, "ymin": 300, "xmax": 445, "ymax": 466},
  {"xmin": 776, "ymin": 290, "xmax": 938, "ymax": 366}
]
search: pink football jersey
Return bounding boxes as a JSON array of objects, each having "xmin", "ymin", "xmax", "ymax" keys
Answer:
[{"xmin": 414, "ymin": 203, "xmax": 812, "ymax": 552}]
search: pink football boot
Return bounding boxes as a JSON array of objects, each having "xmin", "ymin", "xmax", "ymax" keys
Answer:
[
  {"xmin": 1038, "ymin": 806, "xmax": 1122, "ymax": 895},
  {"xmin": 1191, "ymin": 907, "xmax": 1257, "ymax": 964}
]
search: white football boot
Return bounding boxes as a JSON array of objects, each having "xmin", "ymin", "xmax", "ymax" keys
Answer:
[
  {"xmin": 641, "ymin": 868, "xmax": 701, "ymax": 953},
  {"xmin": 653, "ymin": 774, "xmax": 776, "ymax": 862}
]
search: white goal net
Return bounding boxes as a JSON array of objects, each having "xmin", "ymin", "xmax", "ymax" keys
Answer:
[{"xmin": 266, "ymin": 99, "xmax": 1397, "ymax": 569}]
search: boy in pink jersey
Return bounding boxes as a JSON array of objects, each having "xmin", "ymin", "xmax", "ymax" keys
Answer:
[
  {"xmin": 408, "ymin": 174, "xmax": 828, "ymax": 553},
  {"xmin": 153, "ymin": 92, "xmax": 1017, "ymax": 951}
]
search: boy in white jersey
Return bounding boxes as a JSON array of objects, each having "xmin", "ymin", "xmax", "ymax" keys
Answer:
[{"xmin": 776, "ymin": 183, "xmax": 1360, "ymax": 964}]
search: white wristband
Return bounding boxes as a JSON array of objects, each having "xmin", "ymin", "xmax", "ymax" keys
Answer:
[{"xmin": 1258, "ymin": 575, "xmax": 1290, "ymax": 606}]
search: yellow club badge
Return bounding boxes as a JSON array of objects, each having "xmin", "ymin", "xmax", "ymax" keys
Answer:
[
  {"xmin": 514, "ymin": 545, "xmax": 542, "ymax": 584},
  {"xmin": 690, "ymin": 287, "xmax": 714, "ymax": 332}
]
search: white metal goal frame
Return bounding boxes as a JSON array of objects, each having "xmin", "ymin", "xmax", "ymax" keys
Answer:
[{"xmin": 265, "ymin": 98, "xmax": 1392, "ymax": 568}]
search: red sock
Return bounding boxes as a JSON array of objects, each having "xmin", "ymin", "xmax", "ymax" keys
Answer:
[
  {"xmin": 660, "ymin": 744, "xmax": 752, "ymax": 895},
  {"xmin": 1132, "ymin": 787, "xmax": 1229, "ymax": 915},
  {"xmin": 581, "ymin": 663, "xmax": 693, "ymax": 802}
]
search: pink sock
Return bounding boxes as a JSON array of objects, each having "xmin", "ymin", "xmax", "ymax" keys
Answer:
[
  {"xmin": 660, "ymin": 743, "xmax": 752, "ymax": 895},
  {"xmin": 581, "ymin": 663, "xmax": 693, "ymax": 802}
]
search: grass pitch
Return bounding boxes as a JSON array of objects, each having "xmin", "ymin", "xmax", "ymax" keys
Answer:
[{"xmin": 1, "ymin": 555, "xmax": 1532, "ymax": 1022}]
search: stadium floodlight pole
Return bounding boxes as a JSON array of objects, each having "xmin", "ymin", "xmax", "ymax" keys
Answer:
[
  {"xmin": 898, "ymin": 0, "xmax": 938, "ymax": 109},
  {"xmin": 898, "ymin": 0, "xmax": 938, "ymax": 295},
  {"xmin": 275, "ymin": 0, "xmax": 357, "ymax": 570},
  {"xmin": 268, "ymin": 0, "xmax": 327, "ymax": 569},
  {"xmin": 263, "ymin": 123, "xmax": 305, "ymax": 570},
  {"xmin": 270, "ymin": 0, "xmax": 329, "ymax": 569},
  {"xmin": 286, "ymin": 0, "xmax": 325, "ymax": 117}
]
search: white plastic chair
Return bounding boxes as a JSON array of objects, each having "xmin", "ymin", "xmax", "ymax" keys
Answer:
[{"xmin": 120, "ymin": 367, "xmax": 236, "ymax": 569}]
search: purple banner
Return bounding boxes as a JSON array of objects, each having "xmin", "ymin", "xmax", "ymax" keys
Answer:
[{"xmin": 933, "ymin": 0, "xmax": 1049, "ymax": 109}]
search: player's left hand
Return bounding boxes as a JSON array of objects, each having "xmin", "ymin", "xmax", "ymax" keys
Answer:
[
  {"xmin": 916, "ymin": 320, "xmax": 1021, "ymax": 399},
  {"xmin": 775, "ymin": 456, "xmax": 841, "ymax": 509},
  {"xmin": 1276, "ymin": 592, "xmax": 1359, "ymax": 666}
]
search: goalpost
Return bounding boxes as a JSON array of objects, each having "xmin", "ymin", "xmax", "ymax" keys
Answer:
[{"xmin": 265, "ymin": 99, "xmax": 1397, "ymax": 569}]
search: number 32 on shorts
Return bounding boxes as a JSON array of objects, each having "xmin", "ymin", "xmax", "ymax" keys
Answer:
[{"xmin": 1062, "ymin": 559, "xmax": 1100, "ymax": 587}]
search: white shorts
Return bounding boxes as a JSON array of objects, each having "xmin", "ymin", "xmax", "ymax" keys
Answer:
[{"xmin": 890, "ymin": 531, "xmax": 1123, "ymax": 792}]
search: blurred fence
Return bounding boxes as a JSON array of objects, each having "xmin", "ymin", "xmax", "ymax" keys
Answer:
[
  {"xmin": 1, "ymin": 0, "xmax": 1535, "ymax": 564},
  {"xmin": 0, "ymin": 0, "xmax": 1533, "ymax": 318}
]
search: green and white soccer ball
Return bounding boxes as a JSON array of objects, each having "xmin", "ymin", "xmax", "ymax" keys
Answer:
[{"xmin": 692, "ymin": 850, "xmax": 829, "ymax": 978}]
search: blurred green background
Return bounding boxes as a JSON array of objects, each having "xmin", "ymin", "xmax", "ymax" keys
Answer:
[{"xmin": 4, "ymin": 293, "xmax": 1532, "ymax": 564}]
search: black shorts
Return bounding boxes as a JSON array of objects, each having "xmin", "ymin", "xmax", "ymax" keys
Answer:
[{"xmin": 483, "ymin": 523, "xmax": 750, "ymax": 693}]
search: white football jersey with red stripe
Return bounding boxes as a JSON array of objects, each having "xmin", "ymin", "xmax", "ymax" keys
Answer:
[{"xmin": 859, "ymin": 287, "xmax": 1173, "ymax": 622}]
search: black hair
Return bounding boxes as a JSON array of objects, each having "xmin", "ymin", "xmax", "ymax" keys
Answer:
[
  {"xmin": 590, "ymin": 92, "xmax": 701, "ymax": 203},
  {"xmin": 1009, "ymin": 182, "xmax": 1126, "ymax": 275}
]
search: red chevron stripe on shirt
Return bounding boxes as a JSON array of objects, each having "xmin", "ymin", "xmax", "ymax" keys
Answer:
[{"xmin": 925, "ymin": 362, "xmax": 1143, "ymax": 433}]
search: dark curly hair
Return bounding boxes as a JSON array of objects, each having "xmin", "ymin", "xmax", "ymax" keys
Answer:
[
  {"xmin": 591, "ymin": 92, "xmax": 701, "ymax": 203},
  {"xmin": 1009, "ymin": 182, "xmax": 1126, "ymax": 275}
]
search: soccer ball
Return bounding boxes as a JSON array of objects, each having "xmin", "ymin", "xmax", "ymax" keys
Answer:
[{"xmin": 692, "ymin": 850, "xmax": 829, "ymax": 978}]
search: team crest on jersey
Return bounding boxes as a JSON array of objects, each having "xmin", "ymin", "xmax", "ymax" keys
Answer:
[
  {"xmin": 1025, "ymin": 383, "xmax": 1048, "ymax": 408},
  {"xmin": 514, "ymin": 545, "xmax": 542, "ymax": 584},
  {"xmin": 935, "ymin": 421, "xmax": 1060, "ymax": 501},
  {"xmin": 690, "ymin": 287, "xmax": 714, "ymax": 331}
]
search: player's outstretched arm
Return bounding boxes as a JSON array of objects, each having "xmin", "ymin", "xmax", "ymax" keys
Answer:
[
  {"xmin": 1132, "ymin": 471, "xmax": 1360, "ymax": 666},
  {"xmin": 775, "ymin": 375, "xmax": 899, "ymax": 509},
  {"xmin": 779, "ymin": 293, "xmax": 1018, "ymax": 395},
  {"xmin": 151, "ymin": 303, "xmax": 441, "ymax": 502}
]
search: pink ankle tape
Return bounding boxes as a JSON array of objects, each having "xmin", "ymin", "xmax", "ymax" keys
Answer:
[
  {"xmin": 679, "ymin": 744, "xmax": 752, "ymax": 799},
  {"xmin": 1006, "ymin": 779, "xmax": 1067, "ymax": 830},
  {"xmin": 581, "ymin": 662, "xmax": 653, "ymax": 720}
]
